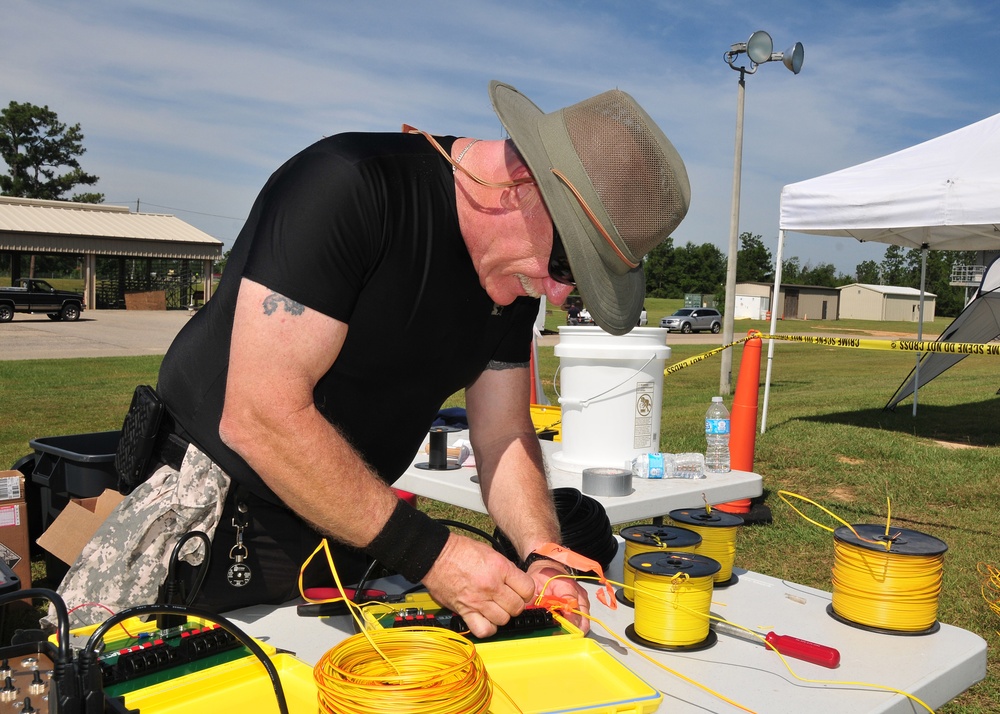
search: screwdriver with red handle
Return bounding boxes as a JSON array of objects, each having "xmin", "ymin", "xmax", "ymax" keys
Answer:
[{"xmin": 713, "ymin": 621, "xmax": 841, "ymax": 668}]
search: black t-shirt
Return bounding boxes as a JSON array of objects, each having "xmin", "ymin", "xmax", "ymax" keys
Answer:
[{"xmin": 157, "ymin": 132, "xmax": 539, "ymax": 502}]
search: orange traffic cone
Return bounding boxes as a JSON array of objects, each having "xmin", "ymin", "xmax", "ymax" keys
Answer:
[{"xmin": 715, "ymin": 333, "xmax": 762, "ymax": 515}]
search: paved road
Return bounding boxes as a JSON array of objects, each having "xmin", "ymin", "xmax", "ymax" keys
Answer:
[
  {"xmin": 2, "ymin": 310, "xmax": 728, "ymax": 360},
  {"xmin": 1, "ymin": 310, "xmax": 195, "ymax": 361}
]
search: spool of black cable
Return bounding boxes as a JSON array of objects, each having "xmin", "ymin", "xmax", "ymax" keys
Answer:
[{"xmin": 494, "ymin": 487, "xmax": 618, "ymax": 573}]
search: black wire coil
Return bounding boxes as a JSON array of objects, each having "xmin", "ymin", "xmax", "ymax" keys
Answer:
[{"xmin": 493, "ymin": 487, "xmax": 618, "ymax": 574}]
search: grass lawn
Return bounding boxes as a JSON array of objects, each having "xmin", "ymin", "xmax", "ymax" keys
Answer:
[{"xmin": 1, "ymin": 323, "xmax": 997, "ymax": 711}]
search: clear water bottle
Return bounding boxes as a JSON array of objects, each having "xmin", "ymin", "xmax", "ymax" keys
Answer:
[
  {"xmin": 628, "ymin": 452, "xmax": 667, "ymax": 479},
  {"xmin": 705, "ymin": 396, "xmax": 731, "ymax": 473}
]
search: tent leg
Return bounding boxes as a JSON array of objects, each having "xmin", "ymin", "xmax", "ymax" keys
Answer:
[
  {"xmin": 761, "ymin": 230, "xmax": 785, "ymax": 434},
  {"xmin": 912, "ymin": 243, "xmax": 928, "ymax": 417}
]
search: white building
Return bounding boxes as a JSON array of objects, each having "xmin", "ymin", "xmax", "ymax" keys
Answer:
[{"xmin": 838, "ymin": 283, "xmax": 936, "ymax": 322}]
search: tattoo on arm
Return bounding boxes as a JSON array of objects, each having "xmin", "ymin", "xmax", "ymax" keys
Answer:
[
  {"xmin": 262, "ymin": 293, "xmax": 305, "ymax": 316},
  {"xmin": 486, "ymin": 360, "xmax": 529, "ymax": 371}
]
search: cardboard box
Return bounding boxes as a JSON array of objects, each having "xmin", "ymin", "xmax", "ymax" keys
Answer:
[
  {"xmin": 0, "ymin": 470, "xmax": 32, "ymax": 589},
  {"xmin": 36, "ymin": 489, "xmax": 124, "ymax": 566}
]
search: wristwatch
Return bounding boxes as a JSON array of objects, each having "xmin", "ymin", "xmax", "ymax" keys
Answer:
[{"xmin": 522, "ymin": 551, "xmax": 577, "ymax": 575}]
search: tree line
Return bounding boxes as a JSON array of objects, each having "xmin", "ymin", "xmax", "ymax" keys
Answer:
[
  {"xmin": 0, "ymin": 101, "xmax": 981, "ymax": 316},
  {"xmin": 644, "ymin": 232, "xmax": 974, "ymax": 318}
]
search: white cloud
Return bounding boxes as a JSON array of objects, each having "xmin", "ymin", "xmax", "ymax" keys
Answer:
[{"xmin": 4, "ymin": 0, "xmax": 999, "ymax": 273}]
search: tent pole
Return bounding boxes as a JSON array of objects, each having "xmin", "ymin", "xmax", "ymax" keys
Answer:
[
  {"xmin": 913, "ymin": 242, "xmax": 928, "ymax": 416},
  {"xmin": 761, "ymin": 229, "xmax": 786, "ymax": 434}
]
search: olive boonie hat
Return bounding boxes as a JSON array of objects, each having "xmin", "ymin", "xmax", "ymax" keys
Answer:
[{"xmin": 489, "ymin": 81, "xmax": 690, "ymax": 335}]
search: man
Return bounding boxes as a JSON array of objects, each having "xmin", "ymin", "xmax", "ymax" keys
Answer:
[
  {"xmin": 56, "ymin": 81, "xmax": 689, "ymax": 637},
  {"xmin": 566, "ymin": 302, "xmax": 582, "ymax": 325}
]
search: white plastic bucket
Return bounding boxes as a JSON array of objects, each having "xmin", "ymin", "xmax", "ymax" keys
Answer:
[{"xmin": 550, "ymin": 326, "xmax": 670, "ymax": 473}]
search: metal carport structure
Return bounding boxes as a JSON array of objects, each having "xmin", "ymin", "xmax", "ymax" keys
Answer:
[{"xmin": 0, "ymin": 196, "xmax": 223, "ymax": 310}]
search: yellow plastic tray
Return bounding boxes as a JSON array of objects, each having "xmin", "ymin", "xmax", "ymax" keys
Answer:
[
  {"xmin": 480, "ymin": 636, "xmax": 662, "ymax": 714},
  {"xmin": 121, "ymin": 652, "xmax": 316, "ymax": 714},
  {"xmin": 68, "ymin": 612, "xmax": 659, "ymax": 713},
  {"xmin": 531, "ymin": 403, "xmax": 562, "ymax": 441}
]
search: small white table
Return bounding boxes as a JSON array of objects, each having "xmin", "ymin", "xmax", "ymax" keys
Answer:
[
  {"xmin": 393, "ymin": 431, "xmax": 763, "ymax": 525},
  {"xmin": 225, "ymin": 545, "xmax": 986, "ymax": 713}
]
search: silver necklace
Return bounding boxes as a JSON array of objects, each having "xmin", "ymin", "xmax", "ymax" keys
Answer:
[{"xmin": 453, "ymin": 139, "xmax": 479, "ymax": 173}]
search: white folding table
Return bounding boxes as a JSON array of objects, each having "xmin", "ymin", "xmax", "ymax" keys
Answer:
[{"xmin": 393, "ymin": 430, "xmax": 763, "ymax": 525}]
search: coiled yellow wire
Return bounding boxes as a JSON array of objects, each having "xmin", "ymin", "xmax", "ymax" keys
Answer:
[
  {"xmin": 832, "ymin": 539, "xmax": 943, "ymax": 632},
  {"xmin": 778, "ymin": 490, "xmax": 946, "ymax": 633},
  {"xmin": 980, "ymin": 562, "xmax": 1000, "ymax": 635},
  {"xmin": 621, "ymin": 531, "xmax": 700, "ymax": 601},
  {"xmin": 671, "ymin": 521, "xmax": 738, "ymax": 583},
  {"xmin": 314, "ymin": 626, "xmax": 492, "ymax": 714},
  {"xmin": 632, "ymin": 570, "xmax": 715, "ymax": 646},
  {"xmin": 301, "ymin": 539, "xmax": 496, "ymax": 714}
]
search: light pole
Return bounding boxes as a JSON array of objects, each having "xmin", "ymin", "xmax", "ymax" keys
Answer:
[{"xmin": 719, "ymin": 31, "xmax": 803, "ymax": 395}]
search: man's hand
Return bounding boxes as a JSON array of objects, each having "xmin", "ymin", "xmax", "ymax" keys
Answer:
[
  {"xmin": 422, "ymin": 533, "xmax": 536, "ymax": 638},
  {"xmin": 525, "ymin": 560, "xmax": 591, "ymax": 634}
]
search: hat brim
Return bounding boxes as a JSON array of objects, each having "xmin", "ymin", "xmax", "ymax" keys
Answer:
[{"xmin": 489, "ymin": 81, "xmax": 644, "ymax": 335}]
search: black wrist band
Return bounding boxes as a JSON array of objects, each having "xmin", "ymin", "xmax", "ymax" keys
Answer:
[{"xmin": 365, "ymin": 499, "xmax": 450, "ymax": 584}]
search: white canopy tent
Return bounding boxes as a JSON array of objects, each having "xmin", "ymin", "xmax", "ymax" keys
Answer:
[{"xmin": 762, "ymin": 112, "xmax": 1000, "ymax": 428}]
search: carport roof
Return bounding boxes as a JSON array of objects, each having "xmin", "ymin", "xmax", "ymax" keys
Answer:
[{"xmin": 0, "ymin": 196, "xmax": 223, "ymax": 260}]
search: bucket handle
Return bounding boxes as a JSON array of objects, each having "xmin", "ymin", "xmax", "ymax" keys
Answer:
[{"xmin": 555, "ymin": 353, "xmax": 658, "ymax": 409}]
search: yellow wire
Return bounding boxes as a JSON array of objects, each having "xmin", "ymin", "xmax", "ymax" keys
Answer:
[
  {"xmin": 621, "ymin": 536, "xmax": 699, "ymax": 600},
  {"xmin": 300, "ymin": 536, "xmax": 936, "ymax": 714},
  {"xmin": 778, "ymin": 489, "xmax": 946, "ymax": 632},
  {"xmin": 557, "ymin": 574, "xmax": 936, "ymax": 714},
  {"xmin": 832, "ymin": 540, "xmax": 943, "ymax": 632},
  {"xmin": 668, "ymin": 519, "xmax": 739, "ymax": 582},
  {"xmin": 979, "ymin": 562, "xmax": 1000, "ymax": 636},
  {"xmin": 301, "ymin": 540, "xmax": 500, "ymax": 713},
  {"xmin": 777, "ymin": 490, "xmax": 896, "ymax": 550},
  {"xmin": 299, "ymin": 539, "xmax": 402, "ymax": 674},
  {"xmin": 314, "ymin": 627, "xmax": 492, "ymax": 714},
  {"xmin": 632, "ymin": 570, "xmax": 715, "ymax": 646}
]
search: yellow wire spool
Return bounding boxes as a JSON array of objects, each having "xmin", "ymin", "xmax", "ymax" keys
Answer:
[
  {"xmin": 830, "ymin": 525, "xmax": 947, "ymax": 635},
  {"xmin": 626, "ymin": 551, "xmax": 720, "ymax": 651},
  {"xmin": 618, "ymin": 525, "xmax": 701, "ymax": 605},
  {"xmin": 668, "ymin": 508, "xmax": 743, "ymax": 587},
  {"xmin": 314, "ymin": 627, "xmax": 492, "ymax": 714}
]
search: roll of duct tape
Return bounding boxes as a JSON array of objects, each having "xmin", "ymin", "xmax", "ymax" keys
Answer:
[{"xmin": 582, "ymin": 467, "xmax": 633, "ymax": 497}]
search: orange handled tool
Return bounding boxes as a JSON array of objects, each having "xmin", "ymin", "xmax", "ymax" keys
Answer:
[{"xmin": 714, "ymin": 621, "xmax": 841, "ymax": 668}]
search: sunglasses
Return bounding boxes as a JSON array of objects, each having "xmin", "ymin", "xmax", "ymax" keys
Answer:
[{"xmin": 548, "ymin": 228, "xmax": 575, "ymax": 286}]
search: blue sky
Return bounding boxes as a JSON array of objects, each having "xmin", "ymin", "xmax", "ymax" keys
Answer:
[{"xmin": 5, "ymin": 0, "xmax": 999, "ymax": 274}]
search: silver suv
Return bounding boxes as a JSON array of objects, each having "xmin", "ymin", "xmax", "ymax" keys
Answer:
[{"xmin": 659, "ymin": 308, "xmax": 722, "ymax": 334}]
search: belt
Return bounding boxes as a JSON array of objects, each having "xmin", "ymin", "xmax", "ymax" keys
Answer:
[
  {"xmin": 153, "ymin": 432, "xmax": 190, "ymax": 470},
  {"xmin": 150, "ymin": 411, "xmax": 193, "ymax": 471}
]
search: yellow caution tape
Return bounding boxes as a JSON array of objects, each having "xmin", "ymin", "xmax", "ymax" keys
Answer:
[
  {"xmin": 767, "ymin": 334, "xmax": 1000, "ymax": 354},
  {"xmin": 665, "ymin": 340, "xmax": 747, "ymax": 375},
  {"xmin": 664, "ymin": 332, "xmax": 1000, "ymax": 376}
]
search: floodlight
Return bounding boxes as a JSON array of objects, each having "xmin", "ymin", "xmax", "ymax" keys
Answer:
[
  {"xmin": 780, "ymin": 42, "xmax": 805, "ymax": 74},
  {"xmin": 746, "ymin": 31, "xmax": 773, "ymax": 64}
]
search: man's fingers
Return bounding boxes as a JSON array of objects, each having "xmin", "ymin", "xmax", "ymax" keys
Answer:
[
  {"xmin": 460, "ymin": 611, "xmax": 498, "ymax": 639},
  {"xmin": 504, "ymin": 567, "xmax": 537, "ymax": 603}
]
